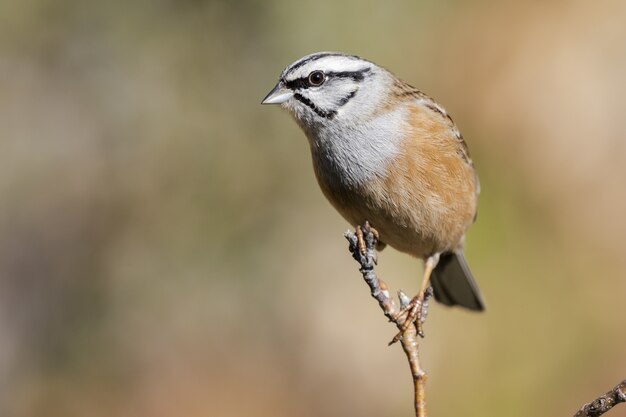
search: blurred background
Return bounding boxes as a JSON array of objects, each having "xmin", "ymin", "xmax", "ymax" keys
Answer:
[{"xmin": 1, "ymin": 0, "xmax": 625, "ymax": 416}]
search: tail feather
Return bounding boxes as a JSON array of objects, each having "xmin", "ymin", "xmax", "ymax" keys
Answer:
[{"xmin": 430, "ymin": 252, "xmax": 485, "ymax": 311}]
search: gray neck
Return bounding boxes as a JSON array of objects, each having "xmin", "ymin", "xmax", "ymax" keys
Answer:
[{"xmin": 305, "ymin": 105, "xmax": 408, "ymax": 189}]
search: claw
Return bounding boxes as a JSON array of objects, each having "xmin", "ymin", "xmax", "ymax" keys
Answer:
[
  {"xmin": 370, "ymin": 226, "xmax": 379, "ymax": 241},
  {"xmin": 355, "ymin": 226, "xmax": 367, "ymax": 256},
  {"xmin": 355, "ymin": 221, "xmax": 380, "ymax": 260}
]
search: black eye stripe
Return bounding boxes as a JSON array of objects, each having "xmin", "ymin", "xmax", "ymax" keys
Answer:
[
  {"xmin": 326, "ymin": 68, "xmax": 371, "ymax": 81},
  {"xmin": 284, "ymin": 78, "xmax": 309, "ymax": 90},
  {"xmin": 284, "ymin": 68, "xmax": 371, "ymax": 90}
]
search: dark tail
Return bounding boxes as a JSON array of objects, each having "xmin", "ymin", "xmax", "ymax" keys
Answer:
[{"xmin": 430, "ymin": 252, "xmax": 485, "ymax": 311}]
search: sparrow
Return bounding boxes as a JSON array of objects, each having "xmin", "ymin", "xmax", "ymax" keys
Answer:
[{"xmin": 262, "ymin": 52, "xmax": 485, "ymax": 320}]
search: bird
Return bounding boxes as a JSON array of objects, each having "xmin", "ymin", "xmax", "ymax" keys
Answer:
[{"xmin": 262, "ymin": 52, "xmax": 485, "ymax": 325}]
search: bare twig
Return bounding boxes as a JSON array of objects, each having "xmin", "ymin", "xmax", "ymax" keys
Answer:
[
  {"xmin": 345, "ymin": 223, "xmax": 626, "ymax": 417},
  {"xmin": 345, "ymin": 222, "xmax": 431, "ymax": 417},
  {"xmin": 574, "ymin": 380, "xmax": 626, "ymax": 417}
]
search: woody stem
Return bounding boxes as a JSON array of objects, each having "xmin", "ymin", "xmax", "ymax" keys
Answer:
[{"xmin": 345, "ymin": 222, "xmax": 429, "ymax": 417}]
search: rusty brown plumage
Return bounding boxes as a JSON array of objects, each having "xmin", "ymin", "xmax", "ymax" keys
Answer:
[{"xmin": 317, "ymin": 91, "xmax": 477, "ymax": 259}]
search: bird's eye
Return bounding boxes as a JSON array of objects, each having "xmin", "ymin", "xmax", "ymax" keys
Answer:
[{"xmin": 308, "ymin": 71, "xmax": 325, "ymax": 86}]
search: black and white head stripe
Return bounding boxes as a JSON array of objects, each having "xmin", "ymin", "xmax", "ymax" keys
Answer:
[
  {"xmin": 284, "ymin": 68, "xmax": 371, "ymax": 90},
  {"xmin": 281, "ymin": 52, "xmax": 372, "ymax": 81},
  {"xmin": 281, "ymin": 52, "xmax": 362, "ymax": 76},
  {"xmin": 280, "ymin": 52, "xmax": 375, "ymax": 119}
]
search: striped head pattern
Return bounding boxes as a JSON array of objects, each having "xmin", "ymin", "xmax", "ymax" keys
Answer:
[{"xmin": 262, "ymin": 52, "xmax": 392, "ymax": 127}]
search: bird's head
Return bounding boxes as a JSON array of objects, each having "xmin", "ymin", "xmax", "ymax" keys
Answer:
[{"xmin": 262, "ymin": 52, "xmax": 391, "ymax": 128}]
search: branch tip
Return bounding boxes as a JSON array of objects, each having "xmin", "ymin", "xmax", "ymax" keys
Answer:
[{"xmin": 574, "ymin": 379, "xmax": 626, "ymax": 417}]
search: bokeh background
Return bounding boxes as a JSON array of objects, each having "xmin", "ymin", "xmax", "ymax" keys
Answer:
[{"xmin": 1, "ymin": 0, "xmax": 626, "ymax": 416}]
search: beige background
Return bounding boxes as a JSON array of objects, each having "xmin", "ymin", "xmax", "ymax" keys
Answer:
[{"xmin": 1, "ymin": 1, "xmax": 625, "ymax": 416}]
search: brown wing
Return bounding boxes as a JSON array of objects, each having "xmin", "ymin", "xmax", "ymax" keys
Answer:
[
  {"xmin": 392, "ymin": 79, "xmax": 480, "ymax": 225},
  {"xmin": 372, "ymin": 80, "xmax": 479, "ymax": 254},
  {"xmin": 390, "ymin": 79, "xmax": 475, "ymax": 172}
]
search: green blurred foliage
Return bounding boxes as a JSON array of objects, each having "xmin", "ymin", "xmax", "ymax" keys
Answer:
[{"xmin": 1, "ymin": 0, "xmax": 625, "ymax": 416}]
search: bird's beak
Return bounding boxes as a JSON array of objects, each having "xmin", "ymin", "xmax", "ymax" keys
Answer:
[{"xmin": 261, "ymin": 82, "xmax": 293, "ymax": 105}]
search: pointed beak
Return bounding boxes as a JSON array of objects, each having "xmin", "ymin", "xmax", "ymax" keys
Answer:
[{"xmin": 261, "ymin": 82, "xmax": 293, "ymax": 105}]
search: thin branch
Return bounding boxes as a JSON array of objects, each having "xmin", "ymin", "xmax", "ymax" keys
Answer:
[
  {"xmin": 574, "ymin": 380, "xmax": 626, "ymax": 417},
  {"xmin": 345, "ymin": 223, "xmax": 626, "ymax": 417},
  {"xmin": 345, "ymin": 222, "xmax": 431, "ymax": 417}
]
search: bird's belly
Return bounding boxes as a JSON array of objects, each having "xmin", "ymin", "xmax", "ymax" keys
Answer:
[
  {"xmin": 315, "ymin": 166, "xmax": 476, "ymax": 259},
  {"xmin": 334, "ymin": 194, "xmax": 451, "ymax": 258}
]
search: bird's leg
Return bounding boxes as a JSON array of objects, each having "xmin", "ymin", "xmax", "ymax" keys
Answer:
[{"xmin": 394, "ymin": 253, "xmax": 440, "ymax": 338}]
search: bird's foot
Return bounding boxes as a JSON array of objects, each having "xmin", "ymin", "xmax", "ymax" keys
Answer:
[
  {"xmin": 355, "ymin": 222, "xmax": 379, "ymax": 262},
  {"xmin": 390, "ymin": 287, "xmax": 433, "ymax": 344},
  {"xmin": 346, "ymin": 222, "xmax": 380, "ymax": 267}
]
